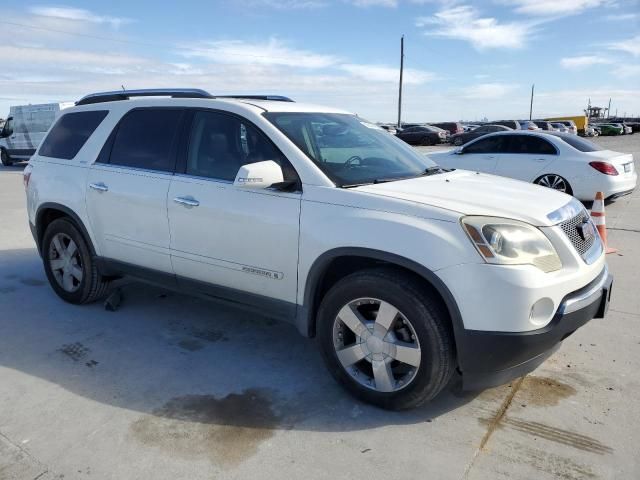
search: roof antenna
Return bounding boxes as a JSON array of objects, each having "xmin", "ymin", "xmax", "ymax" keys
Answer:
[{"xmin": 121, "ymin": 85, "xmax": 126, "ymax": 91}]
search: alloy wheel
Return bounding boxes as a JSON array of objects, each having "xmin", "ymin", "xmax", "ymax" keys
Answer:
[
  {"xmin": 48, "ymin": 233, "xmax": 84, "ymax": 292},
  {"xmin": 332, "ymin": 298, "xmax": 421, "ymax": 393},
  {"xmin": 537, "ymin": 174, "xmax": 568, "ymax": 193}
]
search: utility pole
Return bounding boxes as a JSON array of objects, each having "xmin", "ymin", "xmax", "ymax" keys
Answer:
[
  {"xmin": 397, "ymin": 35, "xmax": 404, "ymax": 129},
  {"xmin": 607, "ymin": 98, "xmax": 611, "ymax": 118},
  {"xmin": 529, "ymin": 84, "xmax": 535, "ymax": 120}
]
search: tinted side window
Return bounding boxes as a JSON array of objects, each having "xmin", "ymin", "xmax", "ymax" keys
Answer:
[
  {"xmin": 109, "ymin": 109, "xmax": 183, "ymax": 172},
  {"xmin": 503, "ymin": 135, "xmax": 557, "ymax": 155},
  {"xmin": 463, "ymin": 136, "xmax": 504, "ymax": 154},
  {"xmin": 186, "ymin": 111, "xmax": 296, "ymax": 182},
  {"xmin": 39, "ymin": 111, "xmax": 108, "ymax": 160}
]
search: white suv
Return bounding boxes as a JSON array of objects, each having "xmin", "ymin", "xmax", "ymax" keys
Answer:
[{"xmin": 24, "ymin": 89, "xmax": 613, "ymax": 410}]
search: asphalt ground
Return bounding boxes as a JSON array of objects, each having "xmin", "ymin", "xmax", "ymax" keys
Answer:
[{"xmin": 0, "ymin": 134, "xmax": 638, "ymax": 479}]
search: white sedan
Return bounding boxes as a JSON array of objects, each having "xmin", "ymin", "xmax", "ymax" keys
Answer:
[{"xmin": 428, "ymin": 131, "xmax": 637, "ymax": 201}]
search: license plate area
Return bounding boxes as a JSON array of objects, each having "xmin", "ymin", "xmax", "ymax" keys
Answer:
[{"xmin": 624, "ymin": 163, "xmax": 633, "ymax": 173}]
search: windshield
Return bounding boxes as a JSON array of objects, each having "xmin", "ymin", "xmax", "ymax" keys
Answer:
[
  {"xmin": 264, "ymin": 112, "xmax": 436, "ymax": 187},
  {"xmin": 548, "ymin": 132, "xmax": 603, "ymax": 152}
]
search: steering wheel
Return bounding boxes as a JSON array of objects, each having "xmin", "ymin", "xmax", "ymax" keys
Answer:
[{"xmin": 344, "ymin": 155, "xmax": 363, "ymax": 168}]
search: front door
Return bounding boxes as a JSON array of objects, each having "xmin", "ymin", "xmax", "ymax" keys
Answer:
[
  {"xmin": 454, "ymin": 135, "xmax": 505, "ymax": 173},
  {"xmin": 167, "ymin": 110, "xmax": 301, "ymax": 310}
]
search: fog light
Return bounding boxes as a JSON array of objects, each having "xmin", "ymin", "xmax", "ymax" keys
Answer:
[{"xmin": 529, "ymin": 298, "xmax": 555, "ymax": 326}]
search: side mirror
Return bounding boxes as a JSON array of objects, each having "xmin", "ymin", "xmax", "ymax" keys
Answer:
[
  {"xmin": 233, "ymin": 160, "xmax": 284, "ymax": 189},
  {"xmin": 454, "ymin": 148, "xmax": 463, "ymax": 155}
]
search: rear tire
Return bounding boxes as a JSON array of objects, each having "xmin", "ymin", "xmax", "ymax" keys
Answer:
[
  {"xmin": 317, "ymin": 268, "xmax": 456, "ymax": 410},
  {"xmin": 453, "ymin": 137, "xmax": 464, "ymax": 146},
  {"xmin": 1, "ymin": 149, "xmax": 13, "ymax": 167},
  {"xmin": 42, "ymin": 218, "xmax": 110, "ymax": 304},
  {"xmin": 534, "ymin": 174, "xmax": 572, "ymax": 195}
]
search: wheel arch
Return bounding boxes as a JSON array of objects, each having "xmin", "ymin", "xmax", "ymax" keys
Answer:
[
  {"xmin": 297, "ymin": 247, "xmax": 464, "ymax": 344},
  {"xmin": 35, "ymin": 203, "xmax": 96, "ymax": 257}
]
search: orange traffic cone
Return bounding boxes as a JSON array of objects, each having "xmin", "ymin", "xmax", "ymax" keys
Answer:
[{"xmin": 591, "ymin": 191, "xmax": 617, "ymax": 254}]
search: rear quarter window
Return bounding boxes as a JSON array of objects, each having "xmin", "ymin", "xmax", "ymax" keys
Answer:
[{"xmin": 39, "ymin": 110, "xmax": 108, "ymax": 160}]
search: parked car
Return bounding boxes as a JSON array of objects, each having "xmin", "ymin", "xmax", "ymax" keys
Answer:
[
  {"xmin": 1, "ymin": 102, "xmax": 74, "ymax": 166},
  {"xmin": 551, "ymin": 123, "xmax": 569, "ymax": 133},
  {"xmin": 532, "ymin": 120, "xmax": 555, "ymax": 131},
  {"xmin": 396, "ymin": 125, "xmax": 448, "ymax": 145},
  {"xmin": 430, "ymin": 122, "xmax": 464, "ymax": 136},
  {"xmin": 551, "ymin": 120, "xmax": 578, "ymax": 135},
  {"xmin": 596, "ymin": 123, "xmax": 624, "ymax": 136},
  {"xmin": 492, "ymin": 120, "xmax": 523, "ymax": 130},
  {"xmin": 545, "ymin": 116, "xmax": 587, "ymax": 136},
  {"xmin": 24, "ymin": 88, "xmax": 613, "ymax": 410},
  {"xmin": 518, "ymin": 120, "xmax": 540, "ymax": 130},
  {"xmin": 429, "ymin": 131, "xmax": 636, "ymax": 201},
  {"xmin": 625, "ymin": 122, "xmax": 640, "ymax": 133},
  {"xmin": 450, "ymin": 124, "xmax": 511, "ymax": 146},
  {"xmin": 379, "ymin": 125, "xmax": 398, "ymax": 135},
  {"xmin": 584, "ymin": 125, "xmax": 599, "ymax": 137}
]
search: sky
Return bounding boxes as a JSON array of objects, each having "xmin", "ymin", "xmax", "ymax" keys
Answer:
[{"xmin": 0, "ymin": 0, "xmax": 638, "ymax": 123}]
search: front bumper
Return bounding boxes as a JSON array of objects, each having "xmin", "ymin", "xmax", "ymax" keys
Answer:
[{"xmin": 457, "ymin": 266, "xmax": 613, "ymax": 390}]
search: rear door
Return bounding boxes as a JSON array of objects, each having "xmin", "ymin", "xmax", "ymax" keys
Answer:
[
  {"xmin": 452, "ymin": 135, "xmax": 504, "ymax": 172},
  {"xmin": 494, "ymin": 134, "xmax": 557, "ymax": 182},
  {"xmin": 86, "ymin": 108, "xmax": 184, "ymax": 273}
]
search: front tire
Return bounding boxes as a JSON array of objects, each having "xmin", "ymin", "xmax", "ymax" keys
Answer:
[
  {"xmin": 42, "ymin": 218, "xmax": 110, "ymax": 304},
  {"xmin": 1, "ymin": 149, "xmax": 13, "ymax": 167},
  {"xmin": 317, "ymin": 268, "xmax": 456, "ymax": 410},
  {"xmin": 453, "ymin": 137, "xmax": 464, "ymax": 146}
]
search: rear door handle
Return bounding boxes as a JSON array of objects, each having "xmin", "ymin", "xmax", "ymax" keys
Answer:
[
  {"xmin": 89, "ymin": 182, "xmax": 108, "ymax": 192},
  {"xmin": 173, "ymin": 196, "xmax": 200, "ymax": 207},
  {"xmin": 534, "ymin": 158, "xmax": 547, "ymax": 162}
]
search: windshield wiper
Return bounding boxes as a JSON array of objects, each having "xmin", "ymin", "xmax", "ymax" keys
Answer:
[{"xmin": 340, "ymin": 166, "xmax": 448, "ymax": 188}]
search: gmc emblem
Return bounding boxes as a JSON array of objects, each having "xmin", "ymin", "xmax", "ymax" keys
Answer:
[{"xmin": 576, "ymin": 217, "xmax": 596, "ymax": 242}]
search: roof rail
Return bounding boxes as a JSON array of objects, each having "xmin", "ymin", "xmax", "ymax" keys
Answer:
[
  {"xmin": 217, "ymin": 95, "xmax": 294, "ymax": 102},
  {"xmin": 76, "ymin": 88, "xmax": 214, "ymax": 106}
]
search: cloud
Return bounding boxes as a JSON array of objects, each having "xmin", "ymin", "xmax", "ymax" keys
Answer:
[
  {"xmin": 0, "ymin": 45, "xmax": 146, "ymax": 68},
  {"xmin": 507, "ymin": 0, "xmax": 609, "ymax": 16},
  {"xmin": 606, "ymin": 35, "xmax": 640, "ymax": 57},
  {"xmin": 416, "ymin": 5, "xmax": 534, "ymax": 49},
  {"xmin": 29, "ymin": 6, "xmax": 133, "ymax": 28},
  {"xmin": 612, "ymin": 64, "xmax": 640, "ymax": 78},
  {"xmin": 340, "ymin": 64, "xmax": 434, "ymax": 84},
  {"xmin": 560, "ymin": 55, "xmax": 613, "ymax": 69},
  {"xmin": 178, "ymin": 38, "xmax": 341, "ymax": 69},
  {"xmin": 604, "ymin": 13, "xmax": 638, "ymax": 21},
  {"xmin": 349, "ymin": 0, "xmax": 399, "ymax": 6},
  {"xmin": 240, "ymin": 0, "xmax": 328, "ymax": 8},
  {"xmin": 461, "ymin": 83, "xmax": 519, "ymax": 99}
]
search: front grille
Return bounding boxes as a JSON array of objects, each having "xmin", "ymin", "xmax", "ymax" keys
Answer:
[{"xmin": 559, "ymin": 211, "xmax": 596, "ymax": 256}]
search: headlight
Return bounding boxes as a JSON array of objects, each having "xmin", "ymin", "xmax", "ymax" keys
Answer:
[{"xmin": 461, "ymin": 216, "xmax": 562, "ymax": 272}]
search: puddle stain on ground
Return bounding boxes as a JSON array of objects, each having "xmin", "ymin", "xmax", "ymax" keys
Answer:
[
  {"xmin": 58, "ymin": 342, "xmax": 90, "ymax": 362},
  {"xmin": 516, "ymin": 376, "xmax": 577, "ymax": 407},
  {"xmin": 504, "ymin": 443, "xmax": 597, "ymax": 479},
  {"xmin": 500, "ymin": 417, "xmax": 613, "ymax": 455},
  {"xmin": 130, "ymin": 388, "xmax": 282, "ymax": 468},
  {"xmin": 478, "ymin": 376, "xmax": 612, "ymax": 456}
]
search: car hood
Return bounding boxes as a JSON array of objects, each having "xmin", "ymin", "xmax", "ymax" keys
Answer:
[{"xmin": 354, "ymin": 170, "xmax": 575, "ymax": 227}]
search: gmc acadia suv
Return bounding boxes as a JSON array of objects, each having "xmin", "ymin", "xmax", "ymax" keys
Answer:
[{"xmin": 24, "ymin": 89, "xmax": 613, "ymax": 410}]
